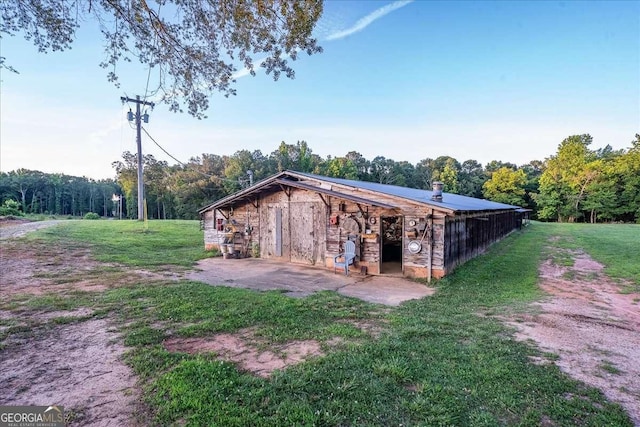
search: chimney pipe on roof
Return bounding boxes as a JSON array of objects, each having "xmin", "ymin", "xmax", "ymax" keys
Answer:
[{"xmin": 431, "ymin": 182, "xmax": 443, "ymax": 202}]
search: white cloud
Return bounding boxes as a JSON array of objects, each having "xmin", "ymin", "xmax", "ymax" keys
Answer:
[
  {"xmin": 326, "ymin": 0, "xmax": 414, "ymax": 41},
  {"xmin": 230, "ymin": 1, "xmax": 414, "ymax": 80},
  {"xmin": 231, "ymin": 1, "xmax": 415, "ymax": 80},
  {"xmin": 232, "ymin": 57, "xmax": 267, "ymax": 80}
]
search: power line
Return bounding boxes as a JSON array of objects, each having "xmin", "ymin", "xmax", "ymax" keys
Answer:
[
  {"xmin": 140, "ymin": 126, "xmax": 244, "ymax": 184},
  {"xmin": 141, "ymin": 126, "xmax": 190, "ymax": 169},
  {"xmin": 142, "ymin": 2, "xmax": 162, "ymax": 104}
]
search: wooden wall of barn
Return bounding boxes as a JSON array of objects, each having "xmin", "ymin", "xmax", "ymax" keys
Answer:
[
  {"xmin": 203, "ymin": 209, "xmax": 222, "ymax": 250},
  {"xmin": 203, "ymin": 199, "xmax": 261, "ymax": 253},
  {"xmin": 443, "ymin": 210, "xmax": 519, "ymax": 273},
  {"xmin": 257, "ymin": 188, "xmax": 327, "ymax": 265},
  {"xmin": 401, "ymin": 210, "xmax": 446, "ymax": 279},
  {"xmin": 203, "ymin": 177, "xmax": 522, "ymax": 279},
  {"xmin": 324, "ymin": 199, "xmax": 393, "ymax": 275}
]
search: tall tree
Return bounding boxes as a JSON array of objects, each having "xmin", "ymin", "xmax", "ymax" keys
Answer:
[
  {"xmin": 414, "ymin": 158, "xmax": 435, "ymax": 190},
  {"xmin": 270, "ymin": 141, "xmax": 321, "ymax": 173},
  {"xmin": 610, "ymin": 135, "xmax": 640, "ymax": 222},
  {"xmin": 520, "ymin": 160, "xmax": 544, "ymax": 213},
  {"xmin": 323, "ymin": 157, "xmax": 358, "ymax": 179},
  {"xmin": 344, "ymin": 151, "xmax": 371, "ymax": 181},
  {"xmin": 1, "ymin": 0, "xmax": 324, "ymax": 118},
  {"xmin": 458, "ymin": 160, "xmax": 485, "ymax": 198},
  {"xmin": 536, "ymin": 134, "xmax": 595, "ymax": 222},
  {"xmin": 112, "ymin": 152, "xmax": 140, "ymax": 218},
  {"xmin": 485, "ymin": 160, "xmax": 518, "ymax": 173},
  {"xmin": 482, "ymin": 167, "xmax": 527, "ymax": 206},
  {"xmin": 369, "ymin": 156, "xmax": 397, "ymax": 185},
  {"xmin": 438, "ymin": 159, "xmax": 460, "ymax": 194}
]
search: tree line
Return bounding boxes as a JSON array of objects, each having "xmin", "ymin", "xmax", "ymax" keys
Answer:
[
  {"xmin": 0, "ymin": 171, "xmax": 120, "ymax": 217},
  {"xmin": 2, "ymin": 134, "xmax": 639, "ymax": 223}
]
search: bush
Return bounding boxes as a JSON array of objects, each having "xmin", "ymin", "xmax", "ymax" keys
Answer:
[
  {"xmin": 84, "ymin": 212, "xmax": 100, "ymax": 220},
  {"xmin": 0, "ymin": 200, "xmax": 23, "ymax": 216},
  {"xmin": 252, "ymin": 242, "xmax": 260, "ymax": 258}
]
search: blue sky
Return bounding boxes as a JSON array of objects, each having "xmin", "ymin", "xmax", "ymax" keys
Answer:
[{"xmin": 1, "ymin": 0, "xmax": 638, "ymax": 179}]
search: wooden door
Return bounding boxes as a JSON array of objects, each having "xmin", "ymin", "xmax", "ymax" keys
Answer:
[
  {"xmin": 262, "ymin": 204, "xmax": 288, "ymax": 259},
  {"xmin": 290, "ymin": 202, "xmax": 320, "ymax": 264}
]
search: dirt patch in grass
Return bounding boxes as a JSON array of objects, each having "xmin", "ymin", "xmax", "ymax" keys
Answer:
[
  {"xmin": 163, "ymin": 330, "xmax": 324, "ymax": 378},
  {"xmin": 341, "ymin": 318, "xmax": 388, "ymax": 339},
  {"xmin": 506, "ymin": 248, "xmax": 640, "ymax": 425},
  {"xmin": 0, "ymin": 318, "xmax": 137, "ymax": 427},
  {"xmin": 1, "ymin": 240, "xmax": 173, "ymax": 298},
  {"xmin": 0, "ymin": 229, "xmax": 164, "ymax": 426},
  {"xmin": 38, "ymin": 307, "xmax": 95, "ymax": 321},
  {"xmin": 1, "ymin": 240, "xmax": 102, "ymax": 296}
]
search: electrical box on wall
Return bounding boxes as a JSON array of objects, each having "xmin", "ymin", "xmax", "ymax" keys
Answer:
[{"xmin": 330, "ymin": 214, "xmax": 339, "ymax": 225}]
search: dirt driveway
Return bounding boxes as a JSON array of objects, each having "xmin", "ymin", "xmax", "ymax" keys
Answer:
[
  {"xmin": 506, "ymin": 247, "xmax": 640, "ymax": 426},
  {"xmin": 188, "ymin": 257, "xmax": 435, "ymax": 306},
  {"xmin": 0, "ymin": 220, "xmax": 139, "ymax": 426},
  {"xmin": 0, "ymin": 219, "xmax": 67, "ymax": 239}
]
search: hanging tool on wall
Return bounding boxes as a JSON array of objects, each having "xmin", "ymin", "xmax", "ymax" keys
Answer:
[{"xmin": 407, "ymin": 222, "xmax": 429, "ymax": 254}]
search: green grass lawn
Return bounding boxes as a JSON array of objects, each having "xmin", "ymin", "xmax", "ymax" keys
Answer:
[
  {"xmin": 553, "ymin": 223, "xmax": 639, "ymax": 290},
  {"xmin": 32, "ymin": 219, "xmax": 212, "ymax": 269},
  {"xmin": 4, "ymin": 220, "xmax": 638, "ymax": 426}
]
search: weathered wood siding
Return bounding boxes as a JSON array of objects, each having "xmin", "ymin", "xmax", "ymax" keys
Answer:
[
  {"xmin": 257, "ymin": 189, "xmax": 327, "ymax": 265},
  {"xmin": 443, "ymin": 210, "xmax": 519, "ymax": 273},
  {"xmin": 324, "ymin": 200, "xmax": 392, "ymax": 274},
  {"xmin": 203, "ymin": 209, "xmax": 224, "ymax": 250},
  {"xmin": 202, "ymin": 175, "xmax": 521, "ymax": 279}
]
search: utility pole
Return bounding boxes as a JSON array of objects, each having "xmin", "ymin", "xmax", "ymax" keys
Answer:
[{"xmin": 121, "ymin": 95, "xmax": 154, "ymax": 220}]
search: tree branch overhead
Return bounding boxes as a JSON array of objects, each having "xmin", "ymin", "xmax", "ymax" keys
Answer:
[{"xmin": 1, "ymin": 0, "xmax": 324, "ymax": 118}]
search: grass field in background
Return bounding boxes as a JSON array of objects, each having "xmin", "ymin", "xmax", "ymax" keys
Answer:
[
  {"xmin": 32, "ymin": 220, "xmax": 212, "ymax": 268},
  {"xmin": 556, "ymin": 223, "xmax": 639, "ymax": 289},
  {"xmin": 3, "ymin": 220, "xmax": 638, "ymax": 426},
  {"xmin": 529, "ymin": 223, "xmax": 640, "ymax": 292}
]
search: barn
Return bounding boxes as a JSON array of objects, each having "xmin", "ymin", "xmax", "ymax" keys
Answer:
[{"xmin": 199, "ymin": 170, "xmax": 525, "ymax": 280}]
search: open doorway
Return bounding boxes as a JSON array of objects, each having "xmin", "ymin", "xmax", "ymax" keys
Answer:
[{"xmin": 381, "ymin": 216, "xmax": 403, "ymax": 275}]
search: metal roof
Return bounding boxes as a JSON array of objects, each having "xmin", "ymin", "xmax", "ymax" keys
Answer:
[
  {"xmin": 292, "ymin": 172, "xmax": 521, "ymax": 212},
  {"xmin": 274, "ymin": 178, "xmax": 397, "ymax": 209},
  {"xmin": 199, "ymin": 170, "xmax": 521, "ymax": 214}
]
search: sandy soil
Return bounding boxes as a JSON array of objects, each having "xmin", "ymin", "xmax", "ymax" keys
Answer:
[
  {"xmin": 164, "ymin": 329, "xmax": 324, "ymax": 378},
  {"xmin": 0, "ymin": 221, "xmax": 139, "ymax": 426},
  {"xmin": 506, "ymin": 248, "xmax": 640, "ymax": 426},
  {"xmin": 0, "ymin": 319, "xmax": 137, "ymax": 426},
  {"xmin": 162, "ymin": 319, "xmax": 386, "ymax": 378},
  {"xmin": 0, "ymin": 219, "xmax": 66, "ymax": 239}
]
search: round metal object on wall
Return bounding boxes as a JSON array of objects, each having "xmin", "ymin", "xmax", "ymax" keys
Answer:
[
  {"xmin": 407, "ymin": 240, "xmax": 422, "ymax": 254},
  {"xmin": 408, "ymin": 219, "xmax": 417, "ymax": 227}
]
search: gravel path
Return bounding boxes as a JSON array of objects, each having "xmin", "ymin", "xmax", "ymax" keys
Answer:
[{"xmin": 0, "ymin": 220, "xmax": 67, "ymax": 240}]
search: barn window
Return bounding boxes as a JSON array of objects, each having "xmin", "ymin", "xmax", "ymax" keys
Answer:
[{"xmin": 216, "ymin": 218, "xmax": 224, "ymax": 231}]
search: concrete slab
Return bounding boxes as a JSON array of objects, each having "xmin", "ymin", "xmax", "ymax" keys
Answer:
[{"xmin": 188, "ymin": 257, "xmax": 435, "ymax": 306}]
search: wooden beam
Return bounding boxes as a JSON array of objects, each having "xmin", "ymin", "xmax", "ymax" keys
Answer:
[
  {"xmin": 217, "ymin": 209, "xmax": 228, "ymax": 220},
  {"xmin": 279, "ymin": 184, "xmax": 291, "ymax": 198},
  {"xmin": 317, "ymin": 193, "xmax": 330, "ymax": 207},
  {"xmin": 251, "ymin": 198, "xmax": 259, "ymax": 209}
]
